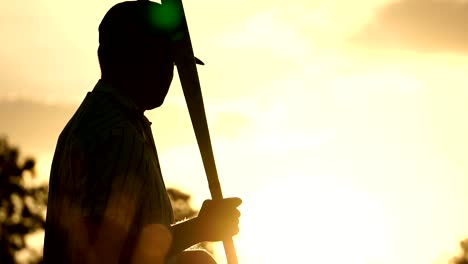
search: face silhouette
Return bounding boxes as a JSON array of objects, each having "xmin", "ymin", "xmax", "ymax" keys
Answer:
[{"xmin": 127, "ymin": 38, "xmax": 175, "ymax": 110}]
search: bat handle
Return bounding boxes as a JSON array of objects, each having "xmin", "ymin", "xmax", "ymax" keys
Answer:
[
  {"xmin": 211, "ymin": 188, "xmax": 239, "ymax": 264},
  {"xmin": 223, "ymin": 238, "xmax": 239, "ymax": 264}
]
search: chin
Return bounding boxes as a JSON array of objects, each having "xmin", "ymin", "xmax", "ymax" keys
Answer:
[{"xmin": 145, "ymin": 99, "xmax": 165, "ymax": 110}]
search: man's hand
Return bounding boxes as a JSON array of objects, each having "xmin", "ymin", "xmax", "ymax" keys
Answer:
[
  {"xmin": 196, "ymin": 197, "xmax": 242, "ymax": 242},
  {"xmin": 168, "ymin": 197, "xmax": 242, "ymax": 256}
]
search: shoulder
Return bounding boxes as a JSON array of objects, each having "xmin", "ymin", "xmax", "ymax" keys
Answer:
[{"xmin": 64, "ymin": 92, "xmax": 145, "ymax": 148}]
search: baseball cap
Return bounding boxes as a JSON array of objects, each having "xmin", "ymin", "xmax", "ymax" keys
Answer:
[{"xmin": 99, "ymin": 0, "xmax": 204, "ymax": 65}]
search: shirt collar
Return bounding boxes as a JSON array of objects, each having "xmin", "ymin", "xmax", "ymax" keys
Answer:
[{"xmin": 92, "ymin": 79, "xmax": 152, "ymax": 126}]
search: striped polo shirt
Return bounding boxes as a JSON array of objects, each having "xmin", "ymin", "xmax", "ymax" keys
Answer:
[{"xmin": 43, "ymin": 80, "xmax": 174, "ymax": 264}]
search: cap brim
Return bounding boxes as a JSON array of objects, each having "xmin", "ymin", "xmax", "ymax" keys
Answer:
[{"xmin": 195, "ymin": 57, "xmax": 204, "ymax": 65}]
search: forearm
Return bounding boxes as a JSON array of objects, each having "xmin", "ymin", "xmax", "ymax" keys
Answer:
[{"xmin": 168, "ymin": 217, "xmax": 204, "ymax": 257}]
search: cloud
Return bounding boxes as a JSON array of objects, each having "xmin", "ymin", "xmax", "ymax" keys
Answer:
[
  {"xmin": 0, "ymin": 100, "xmax": 75, "ymax": 154},
  {"xmin": 0, "ymin": 0, "xmax": 110, "ymax": 104},
  {"xmin": 353, "ymin": 0, "xmax": 468, "ymax": 53}
]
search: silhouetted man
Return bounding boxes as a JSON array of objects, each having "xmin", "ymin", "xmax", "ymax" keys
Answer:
[{"xmin": 43, "ymin": 1, "xmax": 241, "ymax": 263}]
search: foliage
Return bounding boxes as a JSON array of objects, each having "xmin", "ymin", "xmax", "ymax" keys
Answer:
[
  {"xmin": 167, "ymin": 187, "xmax": 214, "ymax": 254},
  {"xmin": 0, "ymin": 136, "xmax": 210, "ymax": 263},
  {"xmin": 167, "ymin": 188, "xmax": 198, "ymax": 221},
  {"xmin": 0, "ymin": 138, "xmax": 48, "ymax": 264},
  {"xmin": 451, "ymin": 239, "xmax": 468, "ymax": 264}
]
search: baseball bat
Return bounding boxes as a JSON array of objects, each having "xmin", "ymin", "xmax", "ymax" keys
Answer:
[{"xmin": 163, "ymin": 0, "xmax": 239, "ymax": 263}]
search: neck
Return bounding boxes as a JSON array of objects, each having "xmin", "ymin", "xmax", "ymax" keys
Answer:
[{"xmin": 101, "ymin": 77, "xmax": 147, "ymax": 111}]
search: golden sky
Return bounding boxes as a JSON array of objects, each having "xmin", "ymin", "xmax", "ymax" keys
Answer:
[{"xmin": 2, "ymin": 0, "xmax": 468, "ymax": 263}]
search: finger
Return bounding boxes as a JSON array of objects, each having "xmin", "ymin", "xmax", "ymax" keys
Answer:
[
  {"xmin": 234, "ymin": 209, "xmax": 241, "ymax": 218},
  {"xmin": 220, "ymin": 208, "xmax": 241, "ymax": 222},
  {"xmin": 225, "ymin": 208, "xmax": 240, "ymax": 219},
  {"xmin": 226, "ymin": 224, "xmax": 240, "ymax": 237},
  {"xmin": 222, "ymin": 197, "xmax": 242, "ymax": 207},
  {"xmin": 225, "ymin": 217, "xmax": 239, "ymax": 230},
  {"xmin": 216, "ymin": 210, "xmax": 239, "ymax": 224}
]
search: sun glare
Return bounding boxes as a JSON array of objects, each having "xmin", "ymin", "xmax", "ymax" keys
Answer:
[{"xmin": 213, "ymin": 175, "xmax": 395, "ymax": 264}]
